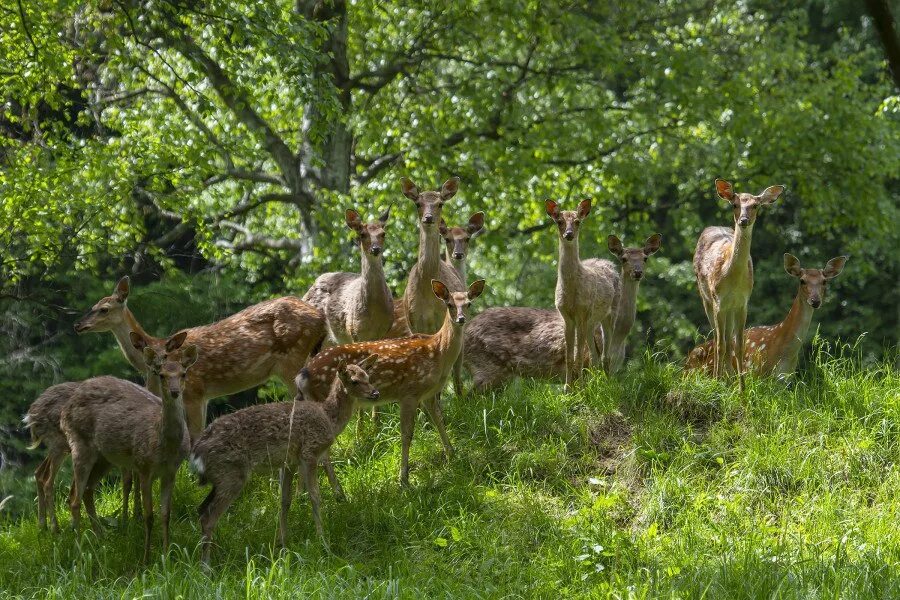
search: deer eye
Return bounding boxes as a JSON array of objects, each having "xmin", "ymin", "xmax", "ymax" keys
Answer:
[
  {"xmin": 465, "ymin": 302, "xmax": 472, "ymax": 308},
  {"xmin": 574, "ymin": 219, "xmax": 581, "ymax": 225},
  {"xmin": 99, "ymin": 307, "xmax": 109, "ymax": 314}
]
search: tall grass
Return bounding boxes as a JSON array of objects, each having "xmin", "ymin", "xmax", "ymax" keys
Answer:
[{"xmin": 1, "ymin": 345, "xmax": 898, "ymax": 598}]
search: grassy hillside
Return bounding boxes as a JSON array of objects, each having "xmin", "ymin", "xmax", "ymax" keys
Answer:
[{"xmin": 1, "ymin": 346, "xmax": 898, "ymax": 599}]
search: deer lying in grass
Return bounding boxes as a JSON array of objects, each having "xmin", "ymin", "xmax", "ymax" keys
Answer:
[
  {"xmin": 686, "ymin": 254, "xmax": 847, "ymax": 377},
  {"xmin": 61, "ymin": 336, "xmax": 197, "ymax": 563},
  {"xmin": 303, "ymin": 208, "xmax": 393, "ymax": 347},
  {"xmin": 547, "ymin": 199, "xmax": 617, "ymax": 390},
  {"xmin": 464, "ymin": 235, "xmax": 661, "ymax": 390},
  {"xmin": 693, "ymin": 179, "xmax": 784, "ymax": 388},
  {"xmin": 25, "ymin": 381, "xmax": 142, "ymax": 532},
  {"xmin": 74, "ymin": 276, "xmax": 326, "ymax": 440},
  {"xmin": 303, "ymin": 279, "xmax": 485, "ymax": 486},
  {"xmin": 191, "ymin": 357, "xmax": 379, "ymax": 565}
]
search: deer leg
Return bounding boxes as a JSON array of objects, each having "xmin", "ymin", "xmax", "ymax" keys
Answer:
[
  {"xmin": 423, "ymin": 393, "xmax": 454, "ymax": 460},
  {"xmin": 278, "ymin": 467, "xmax": 294, "ymax": 548},
  {"xmin": 159, "ymin": 473, "xmax": 175, "ymax": 553},
  {"xmin": 452, "ymin": 353, "xmax": 465, "ymax": 400},
  {"xmin": 713, "ymin": 308, "xmax": 727, "ymax": 379},
  {"xmin": 301, "ymin": 457, "xmax": 326, "ymax": 548},
  {"xmin": 133, "ymin": 471, "xmax": 143, "ymax": 521},
  {"xmin": 140, "ymin": 474, "xmax": 154, "ymax": 564},
  {"xmin": 562, "ymin": 316, "xmax": 576, "ymax": 391},
  {"xmin": 35, "ymin": 456, "xmax": 50, "ymax": 530},
  {"xmin": 735, "ymin": 305, "xmax": 748, "ymax": 392},
  {"xmin": 587, "ymin": 319, "xmax": 602, "ymax": 373},
  {"xmin": 68, "ymin": 445, "xmax": 97, "ymax": 533},
  {"xmin": 399, "ymin": 401, "xmax": 416, "ymax": 487},
  {"xmin": 199, "ymin": 478, "xmax": 244, "ymax": 567},
  {"xmin": 84, "ymin": 459, "xmax": 111, "ymax": 534},
  {"xmin": 121, "ymin": 471, "xmax": 132, "ymax": 526},
  {"xmin": 183, "ymin": 387, "xmax": 207, "ymax": 443},
  {"xmin": 321, "ymin": 452, "xmax": 345, "ymax": 501},
  {"xmin": 44, "ymin": 450, "xmax": 67, "ymax": 533}
]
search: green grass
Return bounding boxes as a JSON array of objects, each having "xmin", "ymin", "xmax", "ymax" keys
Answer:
[{"xmin": 1, "ymin": 347, "xmax": 899, "ymax": 599}]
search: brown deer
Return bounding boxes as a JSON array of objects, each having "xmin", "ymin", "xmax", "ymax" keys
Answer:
[
  {"xmin": 547, "ymin": 199, "xmax": 617, "ymax": 390},
  {"xmin": 303, "ymin": 208, "xmax": 393, "ymax": 347},
  {"xmin": 693, "ymin": 179, "xmax": 784, "ymax": 387},
  {"xmin": 74, "ymin": 277, "xmax": 326, "ymax": 439},
  {"xmin": 686, "ymin": 254, "xmax": 847, "ymax": 377},
  {"xmin": 464, "ymin": 235, "xmax": 661, "ymax": 390},
  {"xmin": 191, "ymin": 357, "xmax": 379, "ymax": 565},
  {"xmin": 25, "ymin": 381, "xmax": 144, "ymax": 532},
  {"xmin": 61, "ymin": 338, "xmax": 197, "ymax": 562},
  {"xmin": 303, "ymin": 279, "xmax": 485, "ymax": 486}
]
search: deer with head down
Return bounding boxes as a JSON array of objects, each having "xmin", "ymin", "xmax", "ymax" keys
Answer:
[{"xmin": 687, "ymin": 254, "xmax": 847, "ymax": 377}]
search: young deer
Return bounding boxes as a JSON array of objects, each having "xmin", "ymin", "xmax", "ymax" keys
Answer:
[
  {"xmin": 547, "ymin": 199, "xmax": 617, "ymax": 390},
  {"xmin": 25, "ymin": 382, "xmax": 143, "ymax": 532},
  {"xmin": 439, "ymin": 211, "xmax": 485, "ymax": 282},
  {"xmin": 191, "ymin": 357, "xmax": 379, "ymax": 565},
  {"xmin": 693, "ymin": 179, "xmax": 784, "ymax": 387},
  {"xmin": 464, "ymin": 235, "xmax": 661, "ymax": 389},
  {"xmin": 686, "ymin": 254, "xmax": 847, "ymax": 377},
  {"xmin": 303, "ymin": 208, "xmax": 393, "ymax": 347},
  {"xmin": 303, "ymin": 279, "xmax": 485, "ymax": 486},
  {"xmin": 74, "ymin": 276, "xmax": 326, "ymax": 439},
  {"xmin": 61, "ymin": 339, "xmax": 197, "ymax": 562}
]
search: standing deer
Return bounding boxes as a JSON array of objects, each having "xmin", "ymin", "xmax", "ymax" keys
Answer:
[
  {"xmin": 303, "ymin": 208, "xmax": 393, "ymax": 347},
  {"xmin": 303, "ymin": 279, "xmax": 485, "ymax": 486},
  {"xmin": 191, "ymin": 357, "xmax": 379, "ymax": 565},
  {"xmin": 693, "ymin": 179, "xmax": 784, "ymax": 387},
  {"xmin": 464, "ymin": 235, "xmax": 661, "ymax": 390},
  {"xmin": 686, "ymin": 254, "xmax": 847, "ymax": 377},
  {"xmin": 61, "ymin": 338, "xmax": 197, "ymax": 562},
  {"xmin": 74, "ymin": 276, "xmax": 326, "ymax": 440},
  {"xmin": 547, "ymin": 199, "xmax": 617, "ymax": 390}
]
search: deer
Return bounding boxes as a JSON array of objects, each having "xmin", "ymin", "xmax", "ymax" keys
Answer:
[
  {"xmin": 439, "ymin": 211, "xmax": 485, "ymax": 282},
  {"xmin": 686, "ymin": 254, "xmax": 847, "ymax": 377},
  {"xmin": 74, "ymin": 276, "xmax": 326, "ymax": 440},
  {"xmin": 464, "ymin": 235, "xmax": 661, "ymax": 390},
  {"xmin": 61, "ymin": 336, "xmax": 197, "ymax": 563},
  {"xmin": 546, "ymin": 199, "xmax": 618, "ymax": 390},
  {"xmin": 693, "ymin": 179, "xmax": 784, "ymax": 389},
  {"xmin": 303, "ymin": 208, "xmax": 393, "ymax": 347},
  {"xmin": 302, "ymin": 279, "xmax": 485, "ymax": 487},
  {"xmin": 191, "ymin": 357, "xmax": 379, "ymax": 565}
]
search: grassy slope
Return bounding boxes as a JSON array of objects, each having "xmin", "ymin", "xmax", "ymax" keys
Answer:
[{"xmin": 1, "ymin": 349, "xmax": 899, "ymax": 599}]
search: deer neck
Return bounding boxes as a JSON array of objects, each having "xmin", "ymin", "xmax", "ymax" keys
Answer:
[
  {"xmin": 323, "ymin": 378, "xmax": 355, "ymax": 433},
  {"xmin": 417, "ymin": 225, "xmax": 442, "ymax": 277},
  {"xmin": 773, "ymin": 289, "xmax": 815, "ymax": 361},
  {"xmin": 361, "ymin": 251, "xmax": 390, "ymax": 304},
  {"xmin": 110, "ymin": 307, "xmax": 155, "ymax": 373},
  {"xmin": 725, "ymin": 222, "xmax": 753, "ymax": 277},
  {"xmin": 613, "ymin": 274, "xmax": 640, "ymax": 344},
  {"xmin": 557, "ymin": 239, "xmax": 583, "ymax": 290},
  {"xmin": 153, "ymin": 376, "xmax": 187, "ymax": 452},
  {"xmin": 434, "ymin": 311, "xmax": 464, "ymax": 363}
]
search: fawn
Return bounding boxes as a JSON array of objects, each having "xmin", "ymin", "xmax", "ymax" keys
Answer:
[
  {"xmin": 546, "ymin": 199, "xmax": 617, "ymax": 390},
  {"xmin": 440, "ymin": 211, "xmax": 485, "ymax": 283},
  {"xmin": 693, "ymin": 179, "xmax": 784, "ymax": 388},
  {"xmin": 303, "ymin": 279, "xmax": 485, "ymax": 486},
  {"xmin": 303, "ymin": 208, "xmax": 393, "ymax": 347},
  {"xmin": 74, "ymin": 276, "xmax": 325, "ymax": 439},
  {"xmin": 191, "ymin": 357, "xmax": 379, "ymax": 564},
  {"xmin": 686, "ymin": 254, "xmax": 847, "ymax": 377},
  {"xmin": 61, "ymin": 336, "xmax": 197, "ymax": 562}
]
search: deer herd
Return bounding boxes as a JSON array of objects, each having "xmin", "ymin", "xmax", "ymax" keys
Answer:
[{"xmin": 22, "ymin": 176, "xmax": 847, "ymax": 564}]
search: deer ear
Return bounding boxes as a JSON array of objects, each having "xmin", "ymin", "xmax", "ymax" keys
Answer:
[
  {"xmin": 180, "ymin": 345, "xmax": 199, "ymax": 368},
  {"xmin": 357, "ymin": 354, "xmax": 378, "ymax": 371},
  {"xmin": 431, "ymin": 279, "xmax": 451, "ymax": 302},
  {"xmin": 783, "ymin": 253, "xmax": 803, "ymax": 278},
  {"xmin": 467, "ymin": 279, "xmax": 486, "ymax": 300},
  {"xmin": 757, "ymin": 184, "xmax": 785, "ymax": 204},
  {"xmin": 345, "ymin": 209, "xmax": 362, "ymax": 231},
  {"xmin": 129, "ymin": 331, "xmax": 148, "ymax": 351},
  {"xmin": 577, "ymin": 199, "xmax": 591, "ymax": 219},
  {"xmin": 823, "ymin": 255, "xmax": 848, "ymax": 279},
  {"xmin": 401, "ymin": 177, "xmax": 419, "ymax": 201},
  {"xmin": 643, "ymin": 233, "xmax": 662, "ymax": 256},
  {"xmin": 467, "ymin": 211, "xmax": 485, "ymax": 235},
  {"xmin": 545, "ymin": 199, "xmax": 559, "ymax": 219},
  {"xmin": 715, "ymin": 179, "xmax": 734, "ymax": 202},
  {"xmin": 142, "ymin": 346, "xmax": 159, "ymax": 366},
  {"xmin": 378, "ymin": 205, "xmax": 391, "ymax": 225},
  {"xmin": 607, "ymin": 235, "xmax": 624, "ymax": 257},
  {"xmin": 438, "ymin": 218, "xmax": 449, "ymax": 236},
  {"xmin": 166, "ymin": 331, "xmax": 188, "ymax": 352},
  {"xmin": 440, "ymin": 176, "xmax": 460, "ymax": 200},
  {"xmin": 114, "ymin": 276, "xmax": 130, "ymax": 302}
]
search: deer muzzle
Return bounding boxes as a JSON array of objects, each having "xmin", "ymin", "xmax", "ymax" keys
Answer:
[
  {"xmin": 738, "ymin": 216, "xmax": 750, "ymax": 227},
  {"xmin": 370, "ymin": 246, "xmax": 382, "ymax": 256},
  {"xmin": 422, "ymin": 214, "xmax": 434, "ymax": 224},
  {"xmin": 452, "ymin": 251, "xmax": 464, "ymax": 260},
  {"xmin": 809, "ymin": 297, "xmax": 821, "ymax": 309},
  {"xmin": 369, "ymin": 390, "xmax": 380, "ymax": 400},
  {"xmin": 563, "ymin": 230, "xmax": 574, "ymax": 241}
]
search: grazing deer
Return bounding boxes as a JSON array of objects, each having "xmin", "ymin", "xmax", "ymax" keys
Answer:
[
  {"xmin": 693, "ymin": 179, "xmax": 784, "ymax": 387},
  {"xmin": 74, "ymin": 276, "xmax": 326, "ymax": 439},
  {"xmin": 439, "ymin": 211, "xmax": 485, "ymax": 282},
  {"xmin": 191, "ymin": 357, "xmax": 379, "ymax": 565},
  {"xmin": 303, "ymin": 208, "xmax": 393, "ymax": 347},
  {"xmin": 463, "ymin": 235, "xmax": 661, "ymax": 390},
  {"xmin": 303, "ymin": 279, "xmax": 485, "ymax": 486},
  {"xmin": 686, "ymin": 254, "xmax": 847, "ymax": 377},
  {"xmin": 546, "ymin": 199, "xmax": 617, "ymax": 390},
  {"xmin": 61, "ymin": 337, "xmax": 197, "ymax": 562},
  {"xmin": 25, "ymin": 382, "xmax": 143, "ymax": 532}
]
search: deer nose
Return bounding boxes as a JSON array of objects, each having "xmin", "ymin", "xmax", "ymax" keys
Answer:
[
  {"xmin": 738, "ymin": 216, "xmax": 750, "ymax": 227},
  {"xmin": 633, "ymin": 271, "xmax": 643, "ymax": 280},
  {"xmin": 74, "ymin": 322, "xmax": 86, "ymax": 333},
  {"xmin": 370, "ymin": 246, "xmax": 382, "ymax": 256},
  {"xmin": 455, "ymin": 315, "xmax": 466, "ymax": 324},
  {"xmin": 563, "ymin": 230, "xmax": 574, "ymax": 241},
  {"xmin": 422, "ymin": 214, "xmax": 434, "ymax": 224},
  {"xmin": 453, "ymin": 252, "xmax": 464, "ymax": 260},
  {"xmin": 809, "ymin": 298, "xmax": 821, "ymax": 308},
  {"xmin": 170, "ymin": 389, "xmax": 181, "ymax": 399},
  {"xmin": 370, "ymin": 390, "xmax": 380, "ymax": 400}
]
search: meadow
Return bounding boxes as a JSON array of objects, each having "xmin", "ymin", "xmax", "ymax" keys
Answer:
[{"xmin": 1, "ymin": 343, "xmax": 898, "ymax": 599}]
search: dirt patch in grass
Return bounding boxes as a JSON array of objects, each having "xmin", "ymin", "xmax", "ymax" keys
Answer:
[{"xmin": 589, "ymin": 410, "xmax": 633, "ymax": 476}]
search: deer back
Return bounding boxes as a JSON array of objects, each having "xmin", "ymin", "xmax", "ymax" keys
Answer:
[{"xmin": 24, "ymin": 381, "xmax": 82, "ymax": 451}]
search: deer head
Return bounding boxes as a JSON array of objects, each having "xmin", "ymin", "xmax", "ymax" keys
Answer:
[
  {"xmin": 74, "ymin": 276, "xmax": 131, "ymax": 333},
  {"xmin": 336, "ymin": 355, "xmax": 380, "ymax": 401},
  {"xmin": 401, "ymin": 177, "xmax": 459, "ymax": 227},
  {"xmin": 607, "ymin": 234, "xmax": 662, "ymax": 281},
  {"xmin": 141, "ymin": 341, "xmax": 198, "ymax": 401},
  {"xmin": 783, "ymin": 254, "xmax": 848, "ymax": 309},
  {"xmin": 715, "ymin": 179, "xmax": 785, "ymax": 229},
  {"xmin": 431, "ymin": 279, "xmax": 485, "ymax": 325},
  {"xmin": 346, "ymin": 207, "xmax": 390, "ymax": 257},
  {"xmin": 546, "ymin": 199, "xmax": 591, "ymax": 242},
  {"xmin": 439, "ymin": 212, "xmax": 485, "ymax": 261}
]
